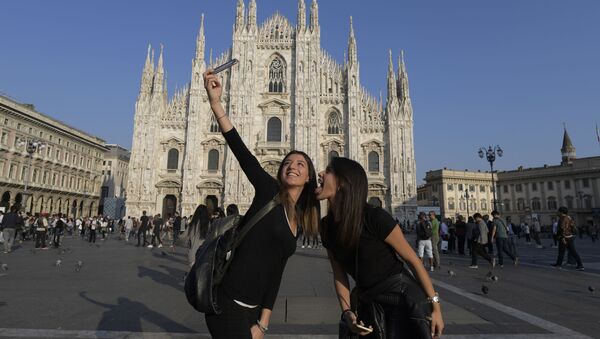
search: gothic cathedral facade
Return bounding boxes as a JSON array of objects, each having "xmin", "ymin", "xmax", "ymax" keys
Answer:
[{"xmin": 127, "ymin": 0, "xmax": 417, "ymax": 221}]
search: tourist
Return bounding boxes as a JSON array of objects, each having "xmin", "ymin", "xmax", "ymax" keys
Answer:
[
  {"xmin": 455, "ymin": 215, "xmax": 466, "ymax": 255},
  {"xmin": 491, "ymin": 210, "xmax": 518, "ymax": 267},
  {"xmin": 552, "ymin": 207, "xmax": 584, "ymax": 270},
  {"xmin": 1, "ymin": 206, "xmax": 24, "ymax": 253},
  {"xmin": 149, "ymin": 214, "xmax": 163, "ymax": 248},
  {"xmin": 35, "ymin": 213, "xmax": 49, "ymax": 249},
  {"xmin": 429, "ymin": 211, "xmax": 441, "ymax": 268},
  {"xmin": 416, "ymin": 212, "xmax": 434, "ymax": 271},
  {"xmin": 124, "ymin": 216, "xmax": 134, "ymax": 242},
  {"xmin": 202, "ymin": 70, "xmax": 320, "ymax": 338},
  {"xmin": 137, "ymin": 211, "xmax": 149, "ymax": 247},
  {"xmin": 469, "ymin": 213, "xmax": 495, "ymax": 269},
  {"xmin": 316, "ymin": 157, "xmax": 444, "ymax": 338}
]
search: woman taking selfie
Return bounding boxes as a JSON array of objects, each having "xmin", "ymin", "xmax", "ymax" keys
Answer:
[
  {"xmin": 203, "ymin": 70, "xmax": 320, "ymax": 338},
  {"xmin": 317, "ymin": 157, "xmax": 444, "ymax": 338}
]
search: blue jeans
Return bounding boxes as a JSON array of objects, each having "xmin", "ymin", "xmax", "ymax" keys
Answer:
[
  {"xmin": 2, "ymin": 229, "xmax": 16, "ymax": 252},
  {"xmin": 495, "ymin": 237, "xmax": 516, "ymax": 265}
]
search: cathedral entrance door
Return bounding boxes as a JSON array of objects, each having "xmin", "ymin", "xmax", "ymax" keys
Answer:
[
  {"xmin": 205, "ymin": 195, "xmax": 218, "ymax": 216},
  {"xmin": 162, "ymin": 195, "xmax": 177, "ymax": 219}
]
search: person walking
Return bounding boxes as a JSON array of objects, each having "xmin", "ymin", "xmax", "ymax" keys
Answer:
[
  {"xmin": 416, "ymin": 212, "xmax": 435, "ymax": 271},
  {"xmin": 491, "ymin": 211, "xmax": 518, "ymax": 267},
  {"xmin": 124, "ymin": 216, "xmax": 134, "ymax": 242},
  {"xmin": 551, "ymin": 218, "xmax": 559, "ymax": 248},
  {"xmin": 149, "ymin": 214, "xmax": 163, "ymax": 248},
  {"xmin": 455, "ymin": 215, "xmax": 466, "ymax": 255},
  {"xmin": 523, "ymin": 223, "xmax": 531, "ymax": 244},
  {"xmin": 429, "ymin": 211, "xmax": 441, "ymax": 268},
  {"xmin": 552, "ymin": 207, "xmax": 584, "ymax": 270},
  {"xmin": 470, "ymin": 213, "xmax": 495, "ymax": 269},
  {"xmin": 53, "ymin": 214, "xmax": 65, "ymax": 248},
  {"xmin": 202, "ymin": 70, "xmax": 320, "ymax": 338},
  {"xmin": 137, "ymin": 211, "xmax": 149, "ymax": 247},
  {"xmin": 316, "ymin": 157, "xmax": 444, "ymax": 338},
  {"xmin": 484, "ymin": 215, "xmax": 494, "ymax": 255},
  {"xmin": 1, "ymin": 206, "xmax": 24, "ymax": 253},
  {"xmin": 448, "ymin": 218, "xmax": 456, "ymax": 254},
  {"xmin": 35, "ymin": 213, "xmax": 49, "ymax": 249},
  {"xmin": 88, "ymin": 218, "xmax": 97, "ymax": 243},
  {"xmin": 172, "ymin": 213, "xmax": 181, "ymax": 247},
  {"xmin": 532, "ymin": 218, "xmax": 543, "ymax": 248}
]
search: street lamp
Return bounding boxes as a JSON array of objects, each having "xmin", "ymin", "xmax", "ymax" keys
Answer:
[
  {"xmin": 16, "ymin": 138, "xmax": 46, "ymax": 212},
  {"xmin": 464, "ymin": 188, "xmax": 471, "ymax": 217},
  {"xmin": 478, "ymin": 145, "xmax": 503, "ymax": 210}
]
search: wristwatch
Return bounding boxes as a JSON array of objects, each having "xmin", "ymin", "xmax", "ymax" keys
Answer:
[{"xmin": 428, "ymin": 292, "xmax": 440, "ymax": 304}]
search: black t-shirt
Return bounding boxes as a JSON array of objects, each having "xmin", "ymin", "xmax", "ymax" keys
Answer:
[
  {"xmin": 220, "ymin": 128, "xmax": 297, "ymax": 310},
  {"xmin": 322, "ymin": 206, "xmax": 404, "ymax": 289},
  {"xmin": 140, "ymin": 215, "xmax": 149, "ymax": 230}
]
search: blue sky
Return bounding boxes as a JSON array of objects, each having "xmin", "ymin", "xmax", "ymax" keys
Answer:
[{"xmin": 1, "ymin": 0, "xmax": 599, "ymax": 183}]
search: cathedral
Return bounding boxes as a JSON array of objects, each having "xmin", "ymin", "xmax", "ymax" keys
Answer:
[{"xmin": 126, "ymin": 0, "xmax": 417, "ymax": 221}]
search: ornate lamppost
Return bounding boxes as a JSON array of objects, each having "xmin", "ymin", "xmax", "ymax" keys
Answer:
[
  {"xmin": 16, "ymin": 138, "xmax": 46, "ymax": 212},
  {"xmin": 478, "ymin": 145, "xmax": 503, "ymax": 211}
]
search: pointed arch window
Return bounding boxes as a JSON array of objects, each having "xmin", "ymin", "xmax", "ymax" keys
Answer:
[
  {"xmin": 209, "ymin": 115, "xmax": 219, "ymax": 133},
  {"xmin": 327, "ymin": 111, "xmax": 341, "ymax": 134},
  {"xmin": 207, "ymin": 149, "xmax": 219, "ymax": 171},
  {"xmin": 368, "ymin": 151, "xmax": 380, "ymax": 173},
  {"xmin": 167, "ymin": 149, "xmax": 179, "ymax": 170},
  {"xmin": 328, "ymin": 150, "xmax": 339, "ymax": 163},
  {"xmin": 267, "ymin": 117, "xmax": 282, "ymax": 142},
  {"xmin": 268, "ymin": 56, "xmax": 286, "ymax": 93}
]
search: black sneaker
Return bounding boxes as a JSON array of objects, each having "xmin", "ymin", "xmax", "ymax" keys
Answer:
[{"xmin": 576, "ymin": 266, "xmax": 585, "ymax": 271}]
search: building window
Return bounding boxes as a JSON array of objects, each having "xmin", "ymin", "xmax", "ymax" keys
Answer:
[
  {"xmin": 9, "ymin": 164, "xmax": 16, "ymax": 179},
  {"xmin": 21, "ymin": 167, "xmax": 27, "ymax": 181},
  {"xmin": 584, "ymin": 195, "xmax": 592, "ymax": 209},
  {"xmin": 470, "ymin": 200, "xmax": 477, "ymax": 211},
  {"xmin": 532, "ymin": 198, "xmax": 541, "ymax": 211},
  {"xmin": 268, "ymin": 56, "xmax": 285, "ymax": 93},
  {"xmin": 480, "ymin": 185, "xmax": 485, "ymax": 192},
  {"xmin": 517, "ymin": 198, "xmax": 525, "ymax": 211},
  {"xmin": 582, "ymin": 178, "xmax": 590, "ymax": 188},
  {"xmin": 328, "ymin": 150, "xmax": 339, "ymax": 163},
  {"xmin": 432, "ymin": 184, "xmax": 438, "ymax": 193},
  {"xmin": 503, "ymin": 185, "xmax": 508, "ymax": 193},
  {"xmin": 515, "ymin": 184, "xmax": 522, "ymax": 192},
  {"xmin": 101, "ymin": 186, "xmax": 109, "ymax": 199},
  {"xmin": 457, "ymin": 184, "xmax": 463, "ymax": 191},
  {"xmin": 547, "ymin": 181, "xmax": 554, "ymax": 190},
  {"xmin": 207, "ymin": 149, "xmax": 219, "ymax": 171},
  {"xmin": 267, "ymin": 117, "xmax": 282, "ymax": 142},
  {"xmin": 327, "ymin": 111, "xmax": 341, "ymax": 134},
  {"xmin": 564, "ymin": 180, "xmax": 570, "ymax": 189},
  {"xmin": 368, "ymin": 151, "xmax": 379, "ymax": 173},
  {"xmin": 469, "ymin": 185, "xmax": 475, "ymax": 192},
  {"xmin": 459, "ymin": 198, "xmax": 466, "ymax": 211},
  {"xmin": 448, "ymin": 198, "xmax": 455, "ymax": 210},
  {"xmin": 481, "ymin": 199, "xmax": 487, "ymax": 210},
  {"xmin": 531, "ymin": 182, "xmax": 537, "ymax": 191},
  {"xmin": 1, "ymin": 132, "xmax": 7, "ymax": 145},
  {"xmin": 565, "ymin": 196, "xmax": 574, "ymax": 209},
  {"xmin": 209, "ymin": 115, "xmax": 219, "ymax": 133},
  {"xmin": 447, "ymin": 184, "xmax": 454, "ymax": 191},
  {"xmin": 547, "ymin": 197, "xmax": 557, "ymax": 210},
  {"xmin": 503, "ymin": 199, "xmax": 511, "ymax": 212},
  {"xmin": 167, "ymin": 148, "xmax": 179, "ymax": 170}
]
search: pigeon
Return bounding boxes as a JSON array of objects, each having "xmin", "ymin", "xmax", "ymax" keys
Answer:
[
  {"xmin": 589, "ymin": 286, "xmax": 595, "ymax": 293},
  {"xmin": 1, "ymin": 263, "xmax": 8, "ymax": 271},
  {"xmin": 55, "ymin": 259, "xmax": 62, "ymax": 267},
  {"xmin": 447, "ymin": 270, "xmax": 455, "ymax": 277},
  {"xmin": 481, "ymin": 285, "xmax": 489, "ymax": 295},
  {"xmin": 491, "ymin": 275, "xmax": 499, "ymax": 282},
  {"xmin": 161, "ymin": 251, "xmax": 168, "ymax": 256},
  {"xmin": 75, "ymin": 261, "xmax": 83, "ymax": 272}
]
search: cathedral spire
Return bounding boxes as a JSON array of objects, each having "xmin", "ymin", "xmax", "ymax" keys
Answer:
[
  {"xmin": 397, "ymin": 50, "xmax": 410, "ymax": 102},
  {"xmin": 387, "ymin": 50, "xmax": 397, "ymax": 102},
  {"xmin": 235, "ymin": 0, "xmax": 245, "ymax": 32},
  {"xmin": 247, "ymin": 0, "xmax": 257, "ymax": 31},
  {"xmin": 153, "ymin": 44, "xmax": 165, "ymax": 93},
  {"xmin": 195, "ymin": 14, "xmax": 205, "ymax": 62},
  {"xmin": 297, "ymin": 0, "xmax": 306, "ymax": 32},
  {"xmin": 310, "ymin": 0, "xmax": 319, "ymax": 32},
  {"xmin": 139, "ymin": 44, "xmax": 154, "ymax": 96},
  {"xmin": 561, "ymin": 124, "xmax": 576, "ymax": 165},
  {"xmin": 347, "ymin": 16, "xmax": 357, "ymax": 64}
]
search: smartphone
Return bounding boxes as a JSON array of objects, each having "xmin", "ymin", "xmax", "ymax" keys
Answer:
[
  {"xmin": 213, "ymin": 58, "xmax": 239, "ymax": 74},
  {"xmin": 356, "ymin": 323, "xmax": 373, "ymax": 333}
]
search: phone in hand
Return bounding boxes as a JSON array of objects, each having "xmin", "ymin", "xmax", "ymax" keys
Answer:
[
  {"xmin": 355, "ymin": 323, "xmax": 373, "ymax": 333},
  {"xmin": 213, "ymin": 58, "xmax": 239, "ymax": 74}
]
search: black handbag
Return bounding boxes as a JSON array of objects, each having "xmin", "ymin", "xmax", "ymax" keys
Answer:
[{"xmin": 184, "ymin": 196, "xmax": 279, "ymax": 314}]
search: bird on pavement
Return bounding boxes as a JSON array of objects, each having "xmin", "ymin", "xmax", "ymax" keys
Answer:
[
  {"xmin": 75, "ymin": 260, "xmax": 83, "ymax": 272},
  {"xmin": 448, "ymin": 270, "xmax": 455, "ymax": 277},
  {"xmin": 55, "ymin": 259, "xmax": 62, "ymax": 267},
  {"xmin": 1, "ymin": 263, "xmax": 7, "ymax": 271},
  {"xmin": 589, "ymin": 286, "xmax": 595, "ymax": 293},
  {"xmin": 481, "ymin": 285, "xmax": 489, "ymax": 295}
]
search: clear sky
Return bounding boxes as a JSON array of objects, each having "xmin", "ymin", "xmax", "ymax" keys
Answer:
[{"xmin": 1, "ymin": 0, "xmax": 599, "ymax": 183}]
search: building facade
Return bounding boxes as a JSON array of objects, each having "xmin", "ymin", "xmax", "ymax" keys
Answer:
[
  {"xmin": 420, "ymin": 169, "xmax": 496, "ymax": 220},
  {"xmin": 100, "ymin": 144, "xmax": 130, "ymax": 218},
  {"xmin": 127, "ymin": 0, "xmax": 418, "ymax": 220},
  {"xmin": 420, "ymin": 129, "xmax": 599, "ymax": 226},
  {"xmin": 0, "ymin": 95, "xmax": 106, "ymax": 217}
]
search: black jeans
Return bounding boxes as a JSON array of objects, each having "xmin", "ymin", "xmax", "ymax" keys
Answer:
[
  {"xmin": 137, "ymin": 229, "xmax": 147, "ymax": 246},
  {"xmin": 53, "ymin": 230, "xmax": 62, "ymax": 247},
  {"xmin": 35, "ymin": 230, "xmax": 47, "ymax": 248},
  {"xmin": 205, "ymin": 289, "xmax": 260, "ymax": 339},
  {"xmin": 495, "ymin": 237, "xmax": 516, "ymax": 265},
  {"xmin": 457, "ymin": 235, "xmax": 466, "ymax": 255},
  {"xmin": 555, "ymin": 237, "xmax": 583, "ymax": 268},
  {"xmin": 89, "ymin": 230, "xmax": 96, "ymax": 243},
  {"xmin": 471, "ymin": 242, "xmax": 492, "ymax": 266},
  {"xmin": 151, "ymin": 231, "xmax": 162, "ymax": 246}
]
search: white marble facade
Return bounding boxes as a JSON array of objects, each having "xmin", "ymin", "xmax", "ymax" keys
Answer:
[{"xmin": 126, "ymin": 0, "xmax": 417, "ymax": 220}]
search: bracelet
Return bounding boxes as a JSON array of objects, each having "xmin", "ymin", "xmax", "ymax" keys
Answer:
[
  {"xmin": 215, "ymin": 114, "xmax": 227, "ymax": 120},
  {"xmin": 256, "ymin": 320, "xmax": 268, "ymax": 333},
  {"xmin": 428, "ymin": 292, "xmax": 440, "ymax": 304}
]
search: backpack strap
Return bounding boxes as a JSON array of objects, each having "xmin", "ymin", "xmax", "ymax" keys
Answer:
[{"xmin": 233, "ymin": 195, "xmax": 280, "ymax": 249}]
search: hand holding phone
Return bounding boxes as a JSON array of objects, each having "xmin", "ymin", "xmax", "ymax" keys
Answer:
[
  {"xmin": 355, "ymin": 323, "xmax": 373, "ymax": 333},
  {"xmin": 213, "ymin": 58, "xmax": 239, "ymax": 74}
]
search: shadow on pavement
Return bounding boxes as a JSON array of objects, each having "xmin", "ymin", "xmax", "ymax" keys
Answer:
[
  {"xmin": 151, "ymin": 251, "xmax": 188, "ymax": 265},
  {"xmin": 137, "ymin": 265, "xmax": 183, "ymax": 291},
  {"xmin": 79, "ymin": 291, "xmax": 195, "ymax": 332}
]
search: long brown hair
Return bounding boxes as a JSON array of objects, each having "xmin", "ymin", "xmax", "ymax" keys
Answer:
[
  {"xmin": 322, "ymin": 157, "xmax": 368, "ymax": 249},
  {"xmin": 276, "ymin": 150, "xmax": 320, "ymax": 237}
]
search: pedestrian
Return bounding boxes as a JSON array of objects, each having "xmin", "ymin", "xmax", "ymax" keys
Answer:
[
  {"xmin": 187, "ymin": 205, "xmax": 210, "ymax": 267},
  {"xmin": 416, "ymin": 212, "xmax": 434, "ymax": 271},
  {"xmin": 137, "ymin": 211, "xmax": 149, "ymax": 247},
  {"xmin": 202, "ymin": 69, "xmax": 320, "ymax": 338},
  {"xmin": 53, "ymin": 214, "xmax": 65, "ymax": 248},
  {"xmin": 89, "ymin": 218, "xmax": 97, "ymax": 243},
  {"xmin": 35, "ymin": 213, "xmax": 49, "ymax": 249},
  {"xmin": 469, "ymin": 213, "xmax": 495, "ymax": 269},
  {"xmin": 551, "ymin": 218, "xmax": 559, "ymax": 248},
  {"xmin": 1, "ymin": 206, "xmax": 24, "ymax": 253},
  {"xmin": 523, "ymin": 223, "xmax": 531, "ymax": 244},
  {"xmin": 455, "ymin": 215, "xmax": 466, "ymax": 255},
  {"xmin": 552, "ymin": 207, "xmax": 584, "ymax": 270},
  {"xmin": 491, "ymin": 210, "xmax": 518, "ymax": 267},
  {"xmin": 440, "ymin": 218, "xmax": 449, "ymax": 254},
  {"xmin": 506, "ymin": 217, "xmax": 519, "ymax": 258},
  {"xmin": 465, "ymin": 216, "xmax": 476, "ymax": 256},
  {"xmin": 448, "ymin": 218, "xmax": 456, "ymax": 253},
  {"xmin": 172, "ymin": 212, "xmax": 181, "ymax": 247},
  {"xmin": 484, "ymin": 215, "xmax": 494, "ymax": 255},
  {"xmin": 316, "ymin": 157, "xmax": 444, "ymax": 338},
  {"xmin": 149, "ymin": 214, "xmax": 163, "ymax": 248},
  {"xmin": 532, "ymin": 218, "xmax": 543, "ymax": 248},
  {"xmin": 429, "ymin": 211, "xmax": 441, "ymax": 268},
  {"xmin": 124, "ymin": 216, "xmax": 134, "ymax": 242}
]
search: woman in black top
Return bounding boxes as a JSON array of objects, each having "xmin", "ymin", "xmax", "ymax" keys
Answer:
[
  {"xmin": 316, "ymin": 157, "xmax": 444, "ymax": 338},
  {"xmin": 203, "ymin": 70, "xmax": 320, "ymax": 338}
]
